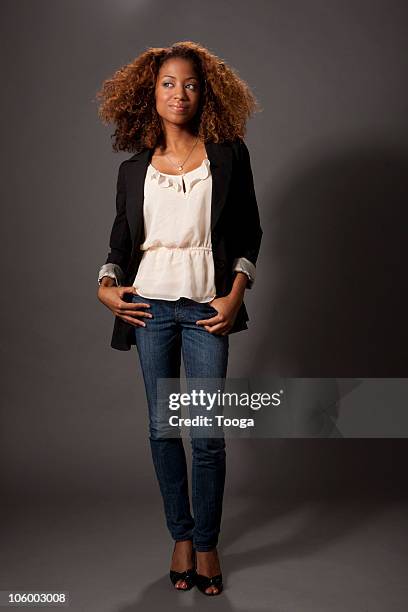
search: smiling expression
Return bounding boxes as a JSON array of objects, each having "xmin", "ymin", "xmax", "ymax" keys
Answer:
[{"xmin": 155, "ymin": 57, "xmax": 202, "ymax": 127}]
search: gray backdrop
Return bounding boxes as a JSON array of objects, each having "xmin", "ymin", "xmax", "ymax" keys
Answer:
[{"xmin": 1, "ymin": 2, "xmax": 407, "ymax": 611}]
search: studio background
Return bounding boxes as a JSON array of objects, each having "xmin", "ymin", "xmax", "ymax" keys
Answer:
[{"xmin": 1, "ymin": 1, "xmax": 407, "ymax": 611}]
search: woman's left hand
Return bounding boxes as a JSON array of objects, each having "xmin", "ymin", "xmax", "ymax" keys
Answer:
[{"xmin": 196, "ymin": 294, "xmax": 242, "ymax": 336}]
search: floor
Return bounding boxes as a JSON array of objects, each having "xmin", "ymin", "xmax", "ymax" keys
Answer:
[{"xmin": 2, "ymin": 491, "xmax": 408, "ymax": 611}]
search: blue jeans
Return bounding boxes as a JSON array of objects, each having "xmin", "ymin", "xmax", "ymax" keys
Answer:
[{"xmin": 132, "ymin": 294, "xmax": 229, "ymax": 552}]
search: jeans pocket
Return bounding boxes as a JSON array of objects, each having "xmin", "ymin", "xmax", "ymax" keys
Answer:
[
  {"xmin": 132, "ymin": 290, "xmax": 149, "ymax": 300},
  {"xmin": 207, "ymin": 302, "xmax": 218, "ymax": 315}
]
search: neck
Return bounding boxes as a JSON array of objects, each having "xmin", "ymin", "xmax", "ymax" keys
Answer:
[{"xmin": 159, "ymin": 124, "xmax": 199, "ymax": 156}]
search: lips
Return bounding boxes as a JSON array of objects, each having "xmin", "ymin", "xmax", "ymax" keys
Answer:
[{"xmin": 171, "ymin": 105, "xmax": 188, "ymax": 111}]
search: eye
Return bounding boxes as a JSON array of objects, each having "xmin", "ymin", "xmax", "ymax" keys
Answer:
[{"xmin": 162, "ymin": 81, "xmax": 197, "ymax": 89}]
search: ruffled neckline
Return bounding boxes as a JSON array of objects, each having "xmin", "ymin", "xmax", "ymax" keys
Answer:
[{"xmin": 148, "ymin": 157, "xmax": 210, "ymax": 193}]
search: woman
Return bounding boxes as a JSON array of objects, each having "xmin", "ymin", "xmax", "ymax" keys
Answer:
[{"xmin": 96, "ymin": 41, "xmax": 262, "ymax": 596}]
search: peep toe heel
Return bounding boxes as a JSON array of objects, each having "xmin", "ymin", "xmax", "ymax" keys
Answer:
[
  {"xmin": 169, "ymin": 546, "xmax": 196, "ymax": 591},
  {"xmin": 194, "ymin": 547, "xmax": 223, "ymax": 596},
  {"xmin": 195, "ymin": 571, "xmax": 223, "ymax": 595}
]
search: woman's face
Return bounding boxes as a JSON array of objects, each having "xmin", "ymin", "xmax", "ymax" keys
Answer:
[{"xmin": 155, "ymin": 57, "xmax": 201, "ymax": 128}]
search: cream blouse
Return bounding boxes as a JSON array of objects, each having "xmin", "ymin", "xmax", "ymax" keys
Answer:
[
  {"xmin": 97, "ymin": 159, "xmax": 256, "ymax": 293},
  {"xmin": 132, "ymin": 157, "xmax": 216, "ymax": 302}
]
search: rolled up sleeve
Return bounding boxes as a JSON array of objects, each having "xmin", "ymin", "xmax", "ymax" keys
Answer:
[{"xmin": 232, "ymin": 256, "xmax": 256, "ymax": 289}]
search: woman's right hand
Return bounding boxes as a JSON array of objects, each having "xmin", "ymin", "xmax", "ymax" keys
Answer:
[{"xmin": 97, "ymin": 285, "xmax": 153, "ymax": 327}]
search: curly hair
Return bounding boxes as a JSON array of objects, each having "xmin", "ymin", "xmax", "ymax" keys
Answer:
[{"xmin": 95, "ymin": 40, "xmax": 262, "ymax": 153}]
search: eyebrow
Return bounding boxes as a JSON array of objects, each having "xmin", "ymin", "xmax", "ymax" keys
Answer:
[{"xmin": 162, "ymin": 75, "xmax": 198, "ymax": 80}]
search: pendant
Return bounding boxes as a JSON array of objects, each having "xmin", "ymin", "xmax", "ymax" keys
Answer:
[{"xmin": 178, "ymin": 165, "xmax": 183, "ymax": 171}]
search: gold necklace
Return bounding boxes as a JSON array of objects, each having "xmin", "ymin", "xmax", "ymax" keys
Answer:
[{"xmin": 164, "ymin": 137, "xmax": 200, "ymax": 172}]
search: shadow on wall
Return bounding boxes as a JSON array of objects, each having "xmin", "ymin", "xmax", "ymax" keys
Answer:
[{"xmin": 245, "ymin": 138, "xmax": 408, "ymax": 378}]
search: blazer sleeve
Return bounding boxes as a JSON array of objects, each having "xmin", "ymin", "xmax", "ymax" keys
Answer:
[
  {"xmin": 97, "ymin": 161, "xmax": 132, "ymax": 286},
  {"xmin": 231, "ymin": 138, "xmax": 263, "ymax": 288}
]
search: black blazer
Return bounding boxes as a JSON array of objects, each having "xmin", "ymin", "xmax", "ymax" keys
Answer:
[{"xmin": 103, "ymin": 137, "xmax": 263, "ymax": 350}]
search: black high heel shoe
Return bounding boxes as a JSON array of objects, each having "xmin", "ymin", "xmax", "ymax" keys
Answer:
[
  {"xmin": 169, "ymin": 544, "xmax": 196, "ymax": 591},
  {"xmin": 194, "ymin": 548, "xmax": 223, "ymax": 596},
  {"xmin": 195, "ymin": 571, "xmax": 223, "ymax": 596}
]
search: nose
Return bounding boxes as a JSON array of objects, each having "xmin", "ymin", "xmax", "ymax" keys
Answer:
[{"xmin": 173, "ymin": 84, "xmax": 188, "ymax": 100}]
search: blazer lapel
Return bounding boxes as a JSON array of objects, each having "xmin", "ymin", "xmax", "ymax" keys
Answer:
[
  {"xmin": 125, "ymin": 141, "xmax": 233, "ymax": 247},
  {"xmin": 125, "ymin": 147, "xmax": 152, "ymax": 247},
  {"xmin": 204, "ymin": 141, "xmax": 233, "ymax": 232}
]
